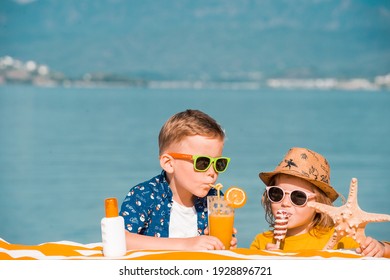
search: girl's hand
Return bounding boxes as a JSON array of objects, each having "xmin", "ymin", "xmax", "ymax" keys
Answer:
[
  {"xmin": 265, "ymin": 242, "xmax": 280, "ymax": 251},
  {"xmin": 356, "ymin": 236, "xmax": 386, "ymax": 257}
]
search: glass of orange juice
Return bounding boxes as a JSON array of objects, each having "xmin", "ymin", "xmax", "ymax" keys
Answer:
[{"xmin": 207, "ymin": 195, "xmax": 234, "ymax": 249}]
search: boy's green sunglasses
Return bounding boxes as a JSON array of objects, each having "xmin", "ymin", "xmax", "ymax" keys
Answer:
[{"xmin": 167, "ymin": 153, "xmax": 230, "ymax": 173}]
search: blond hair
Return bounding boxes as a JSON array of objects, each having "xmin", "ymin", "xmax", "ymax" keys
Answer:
[
  {"xmin": 261, "ymin": 174, "xmax": 334, "ymax": 237},
  {"xmin": 158, "ymin": 109, "xmax": 225, "ymax": 155}
]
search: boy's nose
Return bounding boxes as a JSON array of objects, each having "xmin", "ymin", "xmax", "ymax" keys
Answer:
[{"xmin": 205, "ymin": 164, "xmax": 218, "ymax": 177}]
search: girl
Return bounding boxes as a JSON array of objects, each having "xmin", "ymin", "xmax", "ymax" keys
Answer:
[{"xmin": 250, "ymin": 147, "xmax": 390, "ymax": 258}]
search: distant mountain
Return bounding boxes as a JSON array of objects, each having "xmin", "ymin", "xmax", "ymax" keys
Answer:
[{"xmin": 1, "ymin": 0, "xmax": 390, "ymax": 80}]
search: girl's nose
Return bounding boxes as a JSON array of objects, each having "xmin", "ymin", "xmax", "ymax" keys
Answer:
[{"xmin": 281, "ymin": 193, "xmax": 292, "ymax": 207}]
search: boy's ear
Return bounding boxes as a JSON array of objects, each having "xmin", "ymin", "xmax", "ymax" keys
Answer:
[{"xmin": 159, "ymin": 153, "xmax": 174, "ymax": 173}]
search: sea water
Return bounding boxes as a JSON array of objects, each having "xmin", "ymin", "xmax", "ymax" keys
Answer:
[{"xmin": 0, "ymin": 85, "xmax": 389, "ymax": 247}]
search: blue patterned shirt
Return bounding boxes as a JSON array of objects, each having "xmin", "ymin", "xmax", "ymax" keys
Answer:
[{"xmin": 119, "ymin": 171, "xmax": 218, "ymax": 238}]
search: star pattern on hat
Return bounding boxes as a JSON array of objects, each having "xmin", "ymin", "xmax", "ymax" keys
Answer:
[{"xmin": 308, "ymin": 178, "xmax": 390, "ymax": 250}]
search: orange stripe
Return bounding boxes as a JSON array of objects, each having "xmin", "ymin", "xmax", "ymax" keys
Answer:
[{"xmin": 0, "ymin": 239, "xmax": 363, "ymax": 260}]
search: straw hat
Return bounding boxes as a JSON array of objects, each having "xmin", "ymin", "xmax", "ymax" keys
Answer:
[{"xmin": 259, "ymin": 147, "xmax": 339, "ymax": 202}]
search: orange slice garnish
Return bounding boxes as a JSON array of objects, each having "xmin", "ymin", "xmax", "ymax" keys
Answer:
[{"xmin": 224, "ymin": 187, "xmax": 247, "ymax": 208}]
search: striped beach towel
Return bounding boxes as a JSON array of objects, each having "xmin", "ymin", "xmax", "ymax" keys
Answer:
[{"xmin": 0, "ymin": 238, "xmax": 365, "ymax": 260}]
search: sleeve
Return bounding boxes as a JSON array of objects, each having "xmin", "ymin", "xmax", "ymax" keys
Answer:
[
  {"xmin": 119, "ymin": 184, "xmax": 153, "ymax": 234},
  {"xmin": 249, "ymin": 234, "xmax": 262, "ymax": 250},
  {"xmin": 336, "ymin": 236, "xmax": 360, "ymax": 249}
]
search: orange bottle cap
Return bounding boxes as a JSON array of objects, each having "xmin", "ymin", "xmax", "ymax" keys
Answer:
[{"xmin": 105, "ymin": 197, "xmax": 119, "ymax": 218}]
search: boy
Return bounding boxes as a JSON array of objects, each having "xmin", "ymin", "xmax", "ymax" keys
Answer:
[{"xmin": 120, "ymin": 109, "xmax": 236, "ymax": 250}]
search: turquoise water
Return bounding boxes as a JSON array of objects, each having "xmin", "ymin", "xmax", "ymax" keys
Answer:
[{"xmin": 0, "ymin": 85, "xmax": 389, "ymax": 247}]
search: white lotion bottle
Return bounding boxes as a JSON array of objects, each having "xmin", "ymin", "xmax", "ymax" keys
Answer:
[{"xmin": 101, "ymin": 197, "xmax": 127, "ymax": 257}]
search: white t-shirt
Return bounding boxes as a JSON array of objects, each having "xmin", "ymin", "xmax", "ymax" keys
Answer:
[{"xmin": 168, "ymin": 200, "xmax": 198, "ymax": 238}]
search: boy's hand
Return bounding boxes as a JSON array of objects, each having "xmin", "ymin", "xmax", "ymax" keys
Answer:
[
  {"xmin": 186, "ymin": 235, "xmax": 225, "ymax": 250},
  {"xmin": 204, "ymin": 227, "xmax": 238, "ymax": 250},
  {"xmin": 356, "ymin": 236, "xmax": 386, "ymax": 257},
  {"xmin": 230, "ymin": 227, "xmax": 238, "ymax": 249}
]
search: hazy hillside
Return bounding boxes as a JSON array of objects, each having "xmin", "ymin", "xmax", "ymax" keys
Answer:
[{"xmin": 1, "ymin": 0, "xmax": 389, "ymax": 80}]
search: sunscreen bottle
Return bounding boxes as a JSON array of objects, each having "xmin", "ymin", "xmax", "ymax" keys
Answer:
[{"xmin": 101, "ymin": 197, "xmax": 126, "ymax": 257}]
